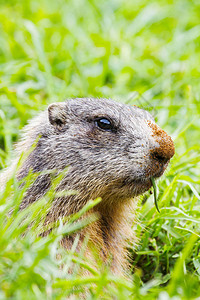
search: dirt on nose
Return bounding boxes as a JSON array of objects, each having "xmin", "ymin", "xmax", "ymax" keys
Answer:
[{"xmin": 147, "ymin": 120, "xmax": 175, "ymax": 161}]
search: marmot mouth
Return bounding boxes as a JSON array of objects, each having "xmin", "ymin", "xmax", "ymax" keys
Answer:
[
  {"xmin": 153, "ymin": 163, "xmax": 169, "ymax": 178},
  {"xmin": 133, "ymin": 177, "xmax": 152, "ymax": 192},
  {"xmin": 125, "ymin": 163, "xmax": 167, "ymax": 185},
  {"xmin": 119, "ymin": 177, "xmax": 152, "ymax": 197},
  {"xmin": 121, "ymin": 164, "xmax": 167, "ymax": 196},
  {"xmin": 134, "ymin": 165, "xmax": 167, "ymax": 195},
  {"xmin": 144, "ymin": 162, "xmax": 168, "ymax": 179}
]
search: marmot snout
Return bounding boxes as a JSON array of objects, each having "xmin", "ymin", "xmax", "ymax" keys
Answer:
[{"xmin": 1, "ymin": 97, "xmax": 175, "ymax": 275}]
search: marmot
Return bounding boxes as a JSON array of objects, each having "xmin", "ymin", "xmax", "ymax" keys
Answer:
[{"xmin": 0, "ymin": 98, "xmax": 175, "ymax": 275}]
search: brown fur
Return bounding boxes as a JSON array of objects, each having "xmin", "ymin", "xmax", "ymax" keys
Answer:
[{"xmin": 0, "ymin": 98, "xmax": 175, "ymax": 275}]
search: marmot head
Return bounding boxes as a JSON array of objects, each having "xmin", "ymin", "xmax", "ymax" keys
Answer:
[{"xmin": 39, "ymin": 98, "xmax": 175, "ymax": 203}]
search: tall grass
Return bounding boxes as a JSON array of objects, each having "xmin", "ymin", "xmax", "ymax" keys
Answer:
[{"xmin": 0, "ymin": 0, "xmax": 200, "ymax": 298}]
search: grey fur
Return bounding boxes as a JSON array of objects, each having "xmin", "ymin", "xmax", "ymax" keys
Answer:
[{"xmin": 0, "ymin": 97, "xmax": 175, "ymax": 274}]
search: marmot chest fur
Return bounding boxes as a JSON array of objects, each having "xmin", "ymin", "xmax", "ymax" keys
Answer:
[{"xmin": 1, "ymin": 98, "xmax": 175, "ymax": 275}]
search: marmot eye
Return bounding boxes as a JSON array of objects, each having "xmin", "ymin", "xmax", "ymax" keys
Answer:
[{"xmin": 95, "ymin": 118, "xmax": 114, "ymax": 131}]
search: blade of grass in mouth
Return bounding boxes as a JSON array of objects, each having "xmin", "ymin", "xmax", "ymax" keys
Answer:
[{"xmin": 150, "ymin": 177, "xmax": 160, "ymax": 213}]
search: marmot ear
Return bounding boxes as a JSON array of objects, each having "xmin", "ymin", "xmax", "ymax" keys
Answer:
[{"xmin": 48, "ymin": 102, "xmax": 68, "ymax": 130}]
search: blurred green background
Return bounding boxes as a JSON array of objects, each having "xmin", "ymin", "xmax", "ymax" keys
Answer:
[{"xmin": 0, "ymin": 0, "xmax": 200, "ymax": 299}]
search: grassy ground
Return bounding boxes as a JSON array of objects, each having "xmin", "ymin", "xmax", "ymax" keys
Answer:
[{"xmin": 0, "ymin": 0, "xmax": 200, "ymax": 298}]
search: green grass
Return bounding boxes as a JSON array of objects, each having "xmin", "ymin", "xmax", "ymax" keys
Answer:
[{"xmin": 0, "ymin": 0, "xmax": 200, "ymax": 298}]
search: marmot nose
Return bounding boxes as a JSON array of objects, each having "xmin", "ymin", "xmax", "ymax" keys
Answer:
[
  {"xmin": 148, "ymin": 121, "xmax": 175, "ymax": 164},
  {"xmin": 151, "ymin": 146, "xmax": 174, "ymax": 164}
]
